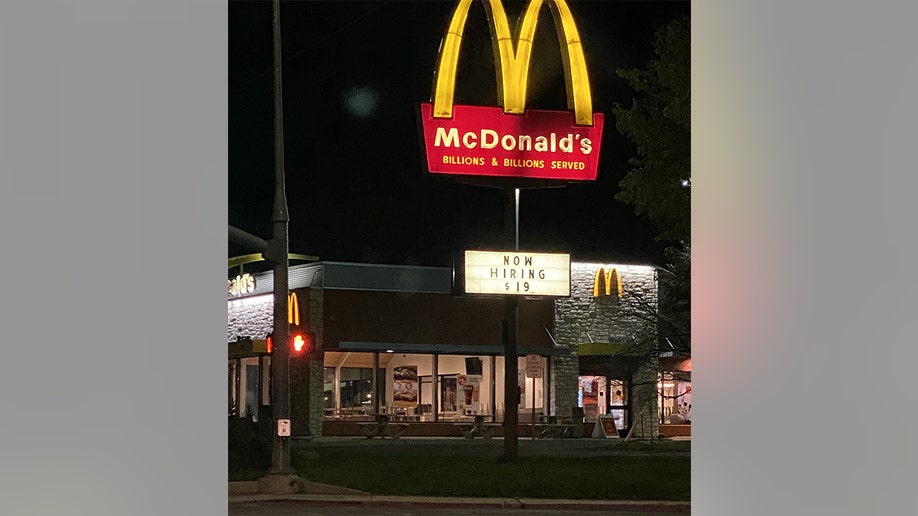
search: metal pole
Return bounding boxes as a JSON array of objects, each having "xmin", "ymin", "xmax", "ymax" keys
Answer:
[
  {"xmin": 432, "ymin": 354, "xmax": 439, "ymax": 422},
  {"xmin": 489, "ymin": 355, "xmax": 496, "ymax": 423},
  {"xmin": 373, "ymin": 352, "xmax": 380, "ymax": 415},
  {"xmin": 514, "ymin": 188, "xmax": 520, "ymax": 249},
  {"xmin": 531, "ymin": 376, "xmax": 536, "ymax": 439},
  {"xmin": 269, "ymin": 0, "xmax": 292, "ymax": 475},
  {"xmin": 501, "ymin": 187, "xmax": 520, "ymax": 461}
]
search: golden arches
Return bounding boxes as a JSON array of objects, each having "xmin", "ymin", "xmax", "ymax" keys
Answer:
[
  {"xmin": 288, "ymin": 292, "xmax": 300, "ymax": 325},
  {"xmin": 432, "ymin": 0, "xmax": 594, "ymax": 125},
  {"xmin": 592, "ymin": 267, "xmax": 623, "ymax": 298}
]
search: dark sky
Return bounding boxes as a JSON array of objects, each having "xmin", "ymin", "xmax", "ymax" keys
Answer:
[{"xmin": 229, "ymin": 0, "xmax": 690, "ymax": 270}]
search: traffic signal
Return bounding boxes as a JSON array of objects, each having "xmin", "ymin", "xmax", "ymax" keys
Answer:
[
  {"xmin": 264, "ymin": 292, "xmax": 316, "ymax": 355},
  {"xmin": 289, "ymin": 325, "xmax": 315, "ymax": 355},
  {"xmin": 264, "ymin": 327, "xmax": 314, "ymax": 355}
]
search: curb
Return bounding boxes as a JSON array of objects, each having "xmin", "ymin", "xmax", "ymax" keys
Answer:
[
  {"xmin": 228, "ymin": 494, "xmax": 691, "ymax": 513},
  {"xmin": 229, "ymin": 480, "xmax": 368, "ymax": 497}
]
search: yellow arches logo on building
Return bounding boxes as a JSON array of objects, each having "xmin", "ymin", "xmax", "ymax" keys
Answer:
[
  {"xmin": 432, "ymin": 0, "xmax": 595, "ymax": 126},
  {"xmin": 593, "ymin": 267, "xmax": 622, "ymax": 298},
  {"xmin": 288, "ymin": 292, "xmax": 299, "ymax": 325}
]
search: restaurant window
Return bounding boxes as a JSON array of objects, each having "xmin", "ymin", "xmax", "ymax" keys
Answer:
[
  {"xmin": 339, "ymin": 367, "xmax": 384, "ymax": 410},
  {"xmin": 659, "ymin": 371, "xmax": 692, "ymax": 424},
  {"xmin": 228, "ymin": 359, "xmax": 238, "ymax": 416},
  {"xmin": 235, "ymin": 357, "xmax": 261, "ymax": 420},
  {"xmin": 323, "ymin": 367, "xmax": 335, "ymax": 411}
]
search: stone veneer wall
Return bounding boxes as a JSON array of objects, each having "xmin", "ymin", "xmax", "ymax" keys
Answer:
[
  {"xmin": 552, "ymin": 262, "xmax": 660, "ymax": 439},
  {"xmin": 227, "ymin": 294, "xmax": 273, "ymax": 342},
  {"xmin": 227, "ymin": 290, "xmax": 325, "ymax": 438},
  {"xmin": 306, "ymin": 287, "xmax": 325, "ymax": 437}
]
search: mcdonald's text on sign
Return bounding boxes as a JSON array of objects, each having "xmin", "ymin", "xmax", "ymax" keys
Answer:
[
  {"xmin": 419, "ymin": 0, "xmax": 604, "ymax": 182},
  {"xmin": 419, "ymin": 103, "xmax": 604, "ymax": 181},
  {"xmin": 228, "ymin": 273, "xmax": 255, "ymax": 297},
  {"xmin": 464, "ymin": 250, "xmax": 570, "ymax": 297}
]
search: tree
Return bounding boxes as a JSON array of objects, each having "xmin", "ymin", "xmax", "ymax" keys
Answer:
[
  {"xmin": 612, "ymin": 16, "xmax": 690, "ymax": 247},
  {"xmin": 612, "ymin": 16, "xmax": 691, "ymax": 354}
]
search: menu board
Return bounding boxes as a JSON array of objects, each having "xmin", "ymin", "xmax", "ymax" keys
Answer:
[
  {"xmin": 457, "ymin": 374, "xmax": 482, "ymax": 415},
  {"xmin": 595, "ymin": 415, "xmax": 620, "ymax": 439},
  {"xmin": 393, "ymin": 366, "xmax": 419, "ymax": 408}
]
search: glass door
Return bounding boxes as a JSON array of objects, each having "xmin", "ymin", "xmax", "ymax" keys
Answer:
[{"xmin": 608, "ymin": 379, "xmax": 628, "ymax": 431}]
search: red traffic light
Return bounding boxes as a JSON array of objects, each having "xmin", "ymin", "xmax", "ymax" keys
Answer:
[
  {"xmin": 265, "ymin": 327, "xmax": 315, "ymax": 355},
  {"xmin": 289, "ymin": 325, "xmax": 315, "ymax": 355}
]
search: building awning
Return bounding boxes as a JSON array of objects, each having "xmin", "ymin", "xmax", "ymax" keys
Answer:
[
  {"xmin": 660, "ymin": 355, "xmax": 692, "ymax": 372},
  {"xmin": 577, "ymin": 342, "xmax": 628, "ymax": 356},
  {"xmin": 338, "ymin": 341, "xmax": 572, "ymax": 357},
  {"xmin": 228, "ymin": 338, "xmax": 268, "ymax": 358}
]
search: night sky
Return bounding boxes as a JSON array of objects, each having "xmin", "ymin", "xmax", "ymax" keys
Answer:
[{"xmin": 228, "ymin": 0, "xmax": 690, "ymax": 270}]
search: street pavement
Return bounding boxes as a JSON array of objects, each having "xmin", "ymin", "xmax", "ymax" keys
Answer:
[
  {"xmin": 229, "ymin": 499, "xmax": 690, "ymax": 515},
  {"xmin": 228, "ymin": 491, "xmax": 691, "ymax": 515}
]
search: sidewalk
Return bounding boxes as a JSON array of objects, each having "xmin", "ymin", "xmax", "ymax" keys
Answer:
[{"xmin": 229, "ymin": 481, "xmax": 692, "ymax": 513}]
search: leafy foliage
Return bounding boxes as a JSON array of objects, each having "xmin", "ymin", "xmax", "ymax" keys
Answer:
[
  {"xmin": 228, "ymin": 416, "xmax": 271, "ymax": 475},
  {"xmin": 658, "ymin": 244, "xmax": 691, "ymax": 353},
  {"xmin": 612, "ymin": 17, "xmax": 691, "ymax": 353},
  {"xmin": 612, "ymin": 16, "xmax": 690, "ymax": 246}
]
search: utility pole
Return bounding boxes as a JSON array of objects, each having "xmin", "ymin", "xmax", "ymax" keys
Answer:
[
  {"xmin": 501, "ymin": 187, "xmax": 520, "ymax": 462},
  {"xmin": 257, "ymin": 0, "xmax": 303, "ymax": 493},
  {"xmin": 268, "ymin": 0, "xmax": 291, "ymax": 475}
]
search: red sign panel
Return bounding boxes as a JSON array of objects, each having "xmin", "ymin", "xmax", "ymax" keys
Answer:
[{"xmin": 419, "ymin": 103, "xmax": 604, "ymax": 182}]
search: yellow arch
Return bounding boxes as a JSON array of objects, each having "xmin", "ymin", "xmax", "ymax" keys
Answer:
[
  {"xmin": 592, "ymin": 267, "xmax": 623, "ymax": 298},
  {"xmin": 609, "ymin": 268, "xmax": 623, "ymax": 298},
  {"xmin": 592, "ymin": 267, "xmax": 606, "ymax": 298},
  {"xmin": 432, "ymin": 0, "xmax": 594, "ymax": 125},
  {"xmin": 288, "ymin": 292, "xmax": 299, "ymax": 326}
]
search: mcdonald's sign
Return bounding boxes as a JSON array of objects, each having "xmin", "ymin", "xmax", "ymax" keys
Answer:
[
  {"xmin": 227, "ymin": 273, "xmax": 255, "ymax": 297},
  {"xmin": 288, "ymin": 292, "xmax": 300, "ymax": 326},
  {"xmin": 592, "ymin": 267, "xmax": 623, "ymax": 298},
  {"xmin": 418, "ymin": 0, "xmax": 604, "ymax": 182}
]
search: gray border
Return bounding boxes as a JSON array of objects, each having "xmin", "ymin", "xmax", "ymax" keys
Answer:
[
  {"xmin": 694, "ymin": 1, "xmax": 917, "ymax": 515},
  {"xmin": 1, "ymin": 1, "xmax": 225, "ymax": 514},
  {"xmin": 5, "ymin": 1, "xmax": 918, "ymax": 514}
]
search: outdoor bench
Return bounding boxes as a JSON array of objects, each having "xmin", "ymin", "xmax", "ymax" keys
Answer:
[
  {"xmin": 359, "ymin": 415, "xmax": 410, "ymax": 439},
  {"xmin": 460, "ymin": 415, "xmax": 501, "ymax": 439}
]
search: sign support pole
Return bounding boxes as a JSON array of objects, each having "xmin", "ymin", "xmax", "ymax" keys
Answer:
[{"xmin": 501, "ymin": 188, "xmax": 520, "ymax": 461}]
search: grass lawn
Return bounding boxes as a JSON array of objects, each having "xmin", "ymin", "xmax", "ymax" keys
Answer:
[{"xmin": 287, "ymin": 438, "xmax": 690, "ymax": 501}]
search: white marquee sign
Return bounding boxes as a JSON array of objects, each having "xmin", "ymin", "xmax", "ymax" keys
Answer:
[{"xmin": 464, "ymin": 250, "xmax": 570, "ymax": 297}]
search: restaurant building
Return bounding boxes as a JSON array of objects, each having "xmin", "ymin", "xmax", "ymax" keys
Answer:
[{"xmin": 228, "ymin": 259, "xmax": 665, "ymax": 439}]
